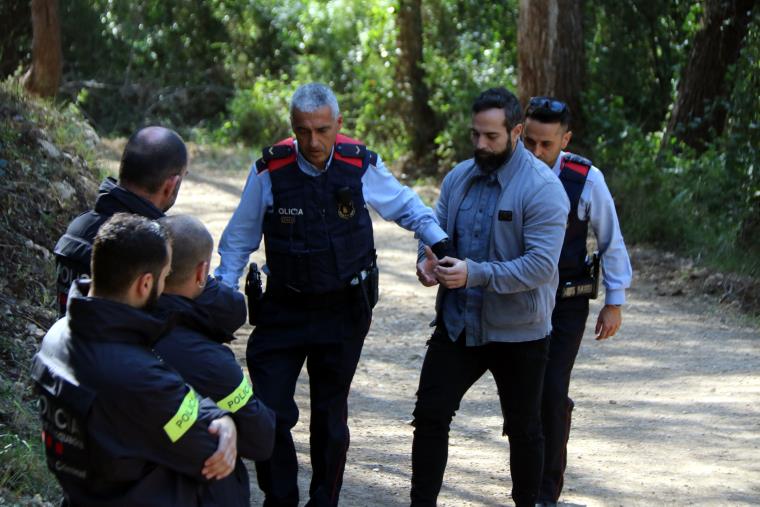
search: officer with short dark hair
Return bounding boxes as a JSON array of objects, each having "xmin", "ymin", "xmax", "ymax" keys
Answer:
[
  {"xmin": 215, "ymin": 82, "xmax": 449, "ymax": 507},
  {"xmin": 155, "ymin": 214, "xmax": 277, "ymax": 507},
  {"xmin": 54, "ymin": 126, "xmax": 188, "ymax": 315},
  {"xmin": 32, "ymin": 213, "xmax": 239, "ymax": 506},
  {"xmin": 523, "ymin": 97, "xmax": 632, "ymax": 507}
]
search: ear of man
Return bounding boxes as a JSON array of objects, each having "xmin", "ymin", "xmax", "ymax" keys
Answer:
[
  {"xmin": 130, "ymin": 271, "xmax": 155, "ymax": 306},
  {"xmin": 561, "ymin": 129, "xmax": 573, "ymax": 151},
  {"xmin": 161, "ymin": 174, "xmax": 181, "ymax": 200},
  {"xmin": 195, "ymin": 260, "xmax": 209, "ymax": 289},
  {"xmin": 511, "ymin": 123, "xmax": 524, "ymax": 148}
]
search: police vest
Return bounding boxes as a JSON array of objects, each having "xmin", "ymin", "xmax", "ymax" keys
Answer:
[
  {"xmin": 558, "ymin": 153, "xmax": 592, "ymax": 282},
  {"xmin": 259, "ymin": 135, "xmax": 376, "ymax": 294}
]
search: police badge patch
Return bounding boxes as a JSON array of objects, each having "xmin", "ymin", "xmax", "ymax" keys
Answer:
[
  {"xmin": 337, "ymin": 201, "xmax": 355, "ymax": 219},
  {"xmin": 336, "ymin": 187, "xmax": 356, "ymax": 219}
]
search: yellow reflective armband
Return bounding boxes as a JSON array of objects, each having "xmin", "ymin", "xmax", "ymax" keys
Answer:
[
  {"xmin": 163, "ymin": 388, "xmax": 199, "ymax": 443},
  {"xmin": 217, "ymin": 375, "xmax": 253, "ymax": 413}
]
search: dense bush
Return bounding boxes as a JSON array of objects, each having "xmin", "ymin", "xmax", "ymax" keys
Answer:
[{"xmin": 591, "ymin": 7, "xmax": 760, "ymax": 273}]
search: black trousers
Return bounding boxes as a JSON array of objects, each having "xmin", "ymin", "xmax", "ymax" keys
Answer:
[
  {"xmin": 538, "ymin": 296, "xmax": 590, "ymax": 503},
  {"xmin": 410, "ymin": 326, "xmax": 549, "ymax": 507},
  {"xmin": 247, "ymin": 291, "xmax": 372, "ymax": 507}
]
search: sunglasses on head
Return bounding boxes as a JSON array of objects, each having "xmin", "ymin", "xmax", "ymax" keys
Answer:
[{"xmin": 527, "ymin": 97, "xmax": 567, "ymax": 114}]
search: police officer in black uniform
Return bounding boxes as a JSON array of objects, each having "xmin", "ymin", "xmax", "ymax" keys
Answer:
[
  {"xmin": 155, "ymin": 214, "xmax": 277, "ymax": 507},
  {"xmin": 32, "ymin": 213, "xmax": 239, "ymax": 506},
  {"xmin": 215, "ymin": 83, "xmax": 450, "ymax": 507},
  {"xmin": 54, "ymin": 126, "xmax": 188, "ymax": 315}
]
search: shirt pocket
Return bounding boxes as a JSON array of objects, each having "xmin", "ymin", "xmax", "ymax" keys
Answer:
[{"xmin": 482, "ymin": 289, "xmax": 539, "ymax": 327}]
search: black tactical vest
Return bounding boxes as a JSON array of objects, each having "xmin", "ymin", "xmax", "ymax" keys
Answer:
[
  {"xmin": 260, "ymin": 135, "xmax": 376, "ymax": 293},
  {"xmin": 558, "ymin": 153, "xmax": 592, "ymax": 282}
]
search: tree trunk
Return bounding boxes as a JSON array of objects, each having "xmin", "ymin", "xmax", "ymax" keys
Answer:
[
  {"xmin": 22, "ymin": 0, "xmax": 62, "ymax": 98},
  {"xmin": 517, "ymin": 0, "xmax": 586, "ymax": 148},
  {"xmin": 664, "ymin": 0, "xmax": 754, "ymax": 152},
  {"xmin": 397, "ymin": 0, "xmax": 439, "ymax": 173}
]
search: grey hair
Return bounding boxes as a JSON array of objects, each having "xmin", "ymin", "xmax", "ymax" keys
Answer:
[{"xmin": 290, "ymin": 83, "xmax": 340, "ymax": 120}]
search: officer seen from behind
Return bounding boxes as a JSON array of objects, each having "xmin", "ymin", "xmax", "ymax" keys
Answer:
[
  {"xmin": 154, "ymin": 214, "xmax": 277, "ymax": 507},
  {"xmin": 522, "ymin": 97, "xmax": 632, "ymax": 507},
  {"xmin": 54, "ymin": 126, "xmax": 188, "ymax": 315},
  {"xmin": 32, "ymin": 213, "xmax": 239, "ymax": 506},
  {"xmin": 215, "ymin": 82, "xmax": 449, "ymax": 507}
]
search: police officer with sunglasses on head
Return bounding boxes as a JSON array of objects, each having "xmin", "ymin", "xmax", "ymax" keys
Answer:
[{"xmin": 523, "ymin": 97, "xmax": 632, "ymax": 507}]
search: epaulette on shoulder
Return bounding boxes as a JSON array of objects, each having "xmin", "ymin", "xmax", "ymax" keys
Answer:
[
  {"xmin": 335, "ymin": 141, "xmax": 367, "ymax": 159},
  {"xmin": 260, "ymin": 139, "xmax": 296, "ymax": 172},
  {"xmin": 262, "ymin": 143, "xmax": 295, "ymax": 162},
  {"xmin": 255, "ymin": 158, "xmax": 267, "ymax": 173},
  {"xmin": 561, "ymin": 152, "xmax": 592, "ymax": 176}
]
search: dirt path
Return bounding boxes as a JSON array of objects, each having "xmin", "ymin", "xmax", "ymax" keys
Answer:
[{"xmin": 146, "ymin": 146, "xmax": 760, "ymax": 506}]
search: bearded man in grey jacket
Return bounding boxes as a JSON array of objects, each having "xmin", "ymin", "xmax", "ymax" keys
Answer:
[{"xmin": 411, "ymin": 87, "xmax": 570, "ymax": 507}]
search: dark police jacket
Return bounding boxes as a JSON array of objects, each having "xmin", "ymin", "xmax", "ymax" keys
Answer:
[
  {"xmin": 31, "ymin": 280, "xmax": 231, "ymax": 507},
  {"xmin": 53, "ymin": 177, "xmax": 164, "ymax": 314},
  {"xmin": 259, "ymin": 135, "xmax": 376, "ymax": 294},
  {"xmin": 154, "ymin": 284, "xmax": 276, "ymax": 507}
]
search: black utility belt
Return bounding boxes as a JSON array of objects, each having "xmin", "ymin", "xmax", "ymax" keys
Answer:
[
  {"xmin": 558, "ymin": 277, "xmax": 598, "ymax": 299},
  {"xmin": 559, "ymin": 251, "xmax": 600, "ymax": 300},
  {"xmin": 265, "ymin": 282, "xmax": 360, "ymax": 308}
]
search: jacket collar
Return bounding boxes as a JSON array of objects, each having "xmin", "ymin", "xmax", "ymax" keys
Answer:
[
  {"xmin": 67, "ymin": 279, "xmax": 173, "ymax": 346},
  {"xmin": 157, "ymin": 289, "xmax": 238, "ymax": 344},
  {"xmin": 93, "ymin": 177, "xmax": 165, "ymax": 219}
]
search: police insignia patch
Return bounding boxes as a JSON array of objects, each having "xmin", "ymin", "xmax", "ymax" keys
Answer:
[{"xmin": 338, "ymin": 202, "xmax": 355, "ymax": 219}]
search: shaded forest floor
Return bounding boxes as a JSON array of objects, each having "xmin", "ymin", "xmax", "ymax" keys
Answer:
[{"xmin": 138, "ymin": 141, "xmax": 760, "ymax": 507}]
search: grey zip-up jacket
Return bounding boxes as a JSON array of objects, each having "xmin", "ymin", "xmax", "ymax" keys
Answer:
[{"xmin": 429, "ymin": 140, "xmax": 570, "ymax": 343}]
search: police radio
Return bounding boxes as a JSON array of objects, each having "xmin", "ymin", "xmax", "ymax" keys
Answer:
[{"xmin": 244, "ymin": 263, "xmax": 264, "ymax": 325}]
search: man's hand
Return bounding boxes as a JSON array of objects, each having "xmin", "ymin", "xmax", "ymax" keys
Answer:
[
  {"xmin": 202, "ymin": 415, "xmax": 237, "ymax": 480},
  {"xmin": 434, "ymin": 257, "xmax": 468, "ymax": 289},
  {"xmin": 416, "ymin": 245, "xmax": 440, "ymax": 287},
  {"xmin": 595, "ymin": 305, "xmax": 622, "ymax": 340}
]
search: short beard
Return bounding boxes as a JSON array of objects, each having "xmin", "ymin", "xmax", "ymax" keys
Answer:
[
  {"xmin": 143, "ymin": 280, "xmax": 161, "ymax": 311},
  {"xmin": 474, "ymin": 133, "xmax": 513, "ymax": 173}
]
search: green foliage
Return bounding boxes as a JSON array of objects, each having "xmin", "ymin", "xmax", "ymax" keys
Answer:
[
  {"xmin": 209, "ymin": 0, "xmax": 406, "ymax": 158},
  {"xmin": 594, "ymin": 8, "xmax": 760, "ymax": 274},
  {"xmin": 4, "ymin": 0, "xmax": 758, "ymax": 272},
  {"xmin": 222, "ymin": 80, "xmax": 293, "ymax": 151},
  {"xmin": 0, "ymin": 380, "xmax": 59, "ymax": 499},
  {"xmin": 585, "ymin": 0, "xmax": 697, "ymax": 134},
  {"xmin": 424, "ymin": 1, "xmax": 518, "ymax": 172},
  {"xmin": 583, "ymin": 3, "xmax": 759, "ymax": 274},
  {"xmin": 0, "ymin": 0, "xmax": 30, "ymax": 79},
  {"xmin": 60, "ymin": 0, "xmax": 232, "ymax": 133}
]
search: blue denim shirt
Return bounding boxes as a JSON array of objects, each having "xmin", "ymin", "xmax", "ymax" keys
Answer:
[{"xmin": 442, "ymin": 170, "xmax": 502, "ymax": 345}]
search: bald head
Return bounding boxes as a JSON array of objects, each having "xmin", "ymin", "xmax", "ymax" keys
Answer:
[
  {"xmin": 159, "ymin": 215, "xmax": 213, "ymax": 291},
  {"xmin": 119, "ymin": 126, "xmax": 187, "ymax": 197}
]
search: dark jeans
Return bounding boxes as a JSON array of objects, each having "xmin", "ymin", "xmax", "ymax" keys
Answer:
[
  {"xmin": 410, "ymin": 327, "xmax": 549, "ymax": 507},
  {"xmin": 538, "ymin": 296, "xmax": 589, "ymax": 503},
  {"xmin": 247, "ymin": 291, "xmax": 372, "ymax": 507}
]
